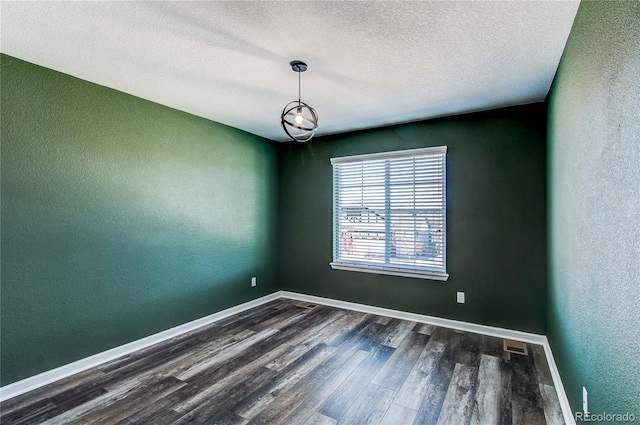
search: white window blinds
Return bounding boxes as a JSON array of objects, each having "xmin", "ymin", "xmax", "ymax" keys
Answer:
[{"xmin": 331, "ymin": 146, "xmax": 447, "ymax": 280}]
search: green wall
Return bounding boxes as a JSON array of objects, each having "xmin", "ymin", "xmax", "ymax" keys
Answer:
[
  {"xmin": 279, "ymin": 104, "xmax": 548, "ymax": 334},
  {"xmin": 9, "ymin": 2, "xmax": 639, "ymax": 404},
  {"xmin": 547, "ymin": 0, "xmax": 640, "ymax": 418},
  {"xmin": 0, "ymin": 55, "xmax": 279, "ymax": 386}
]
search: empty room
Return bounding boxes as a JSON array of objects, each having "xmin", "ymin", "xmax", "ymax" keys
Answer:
[{"xmin": 1, "ymin": 1, "xmax": 638, "ymax": 424}]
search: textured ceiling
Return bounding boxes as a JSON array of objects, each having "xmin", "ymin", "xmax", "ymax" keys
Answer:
[{"xmin": 1, "ymin": 1, "xmax": 580, "ymax": 142}]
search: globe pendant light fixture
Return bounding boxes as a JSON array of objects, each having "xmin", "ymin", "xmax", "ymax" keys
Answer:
[{"xmin": 281, "ymin": 60, "xmax": 318, "ymax": 143}]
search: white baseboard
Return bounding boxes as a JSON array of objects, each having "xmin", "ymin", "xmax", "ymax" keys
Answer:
[
  {"xmin": 281, "ymin": 291, "xmax": 575, "ymax": 425},
  {"xmin": 0, "ymin": 292, "xmax": 281, "ymax": 402},
  {"xmin": 542, "ymin": 338, "xmax": 576, "ymax": 425},
  {"xmin": 1, "ymin": 289, "xmax": 575, "ymax": 425},
  {"xmin": 281, "ymin": 291, "xmax": 547, "ymax": 344}
]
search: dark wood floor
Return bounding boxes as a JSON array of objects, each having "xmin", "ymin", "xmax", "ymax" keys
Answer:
[{"xmin": 0, "ymin": 299, "xmax": 565, "ymax": 425}]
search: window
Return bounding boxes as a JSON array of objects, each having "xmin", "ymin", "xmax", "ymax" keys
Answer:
[{"xmin": 331, "ymin": 146, "xmax": 448, "ymax": 280}]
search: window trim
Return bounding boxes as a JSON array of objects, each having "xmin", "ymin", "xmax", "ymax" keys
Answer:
[
  {"xmin": 329, "ymin": 262, "xmax": 449, "ymax": 281},
  {"xmin": 330, "ymin": 145, "xmax": 447, "ymax": 165},
  {"xmin": 330, "ymin": 146, "xmax": 448, "ymax": 281}
]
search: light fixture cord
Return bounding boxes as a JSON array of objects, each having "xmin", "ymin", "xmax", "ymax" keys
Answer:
[{"xmin": 298, "ymin": 70, "xmax": 301, "ymax": 105}]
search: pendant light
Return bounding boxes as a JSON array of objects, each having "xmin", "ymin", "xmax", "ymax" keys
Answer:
[{"xmin": 281, "ymin": 61, "xmax": 318, "ymax": 143}]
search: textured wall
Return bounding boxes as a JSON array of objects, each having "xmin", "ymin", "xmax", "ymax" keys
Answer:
[
  {"xmin": 0, "ymin": 55, "xmax": 279, "ymax": 385},
  {"xmin": 279, "ymin": 105, "xmax": 548, "ymax": 334},
  {"xmin": 547, "ymin": 0, "xmax": 640, "ymax": 417}
]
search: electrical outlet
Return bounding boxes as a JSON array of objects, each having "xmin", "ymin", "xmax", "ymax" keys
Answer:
[
  {"xmin": 251, "ymin": 277, "xmax": 257, "ymax": 287},
  {"xmin": 457, "ymin": 292, "xmax": 465, "ymax": 304},
  {"xmin": 583, "ymin": 386, "xmax": 588, "ymax": 414}
]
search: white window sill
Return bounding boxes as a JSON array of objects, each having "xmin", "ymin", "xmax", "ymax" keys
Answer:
[{"xmin": 330, "ymin": 262, "xmax": 449, "ymax": 281}]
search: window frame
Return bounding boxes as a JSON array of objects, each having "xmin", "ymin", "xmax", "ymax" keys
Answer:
[{"xmin": 330, "ymin": 146, "xmax": 448, "ymax": 281}]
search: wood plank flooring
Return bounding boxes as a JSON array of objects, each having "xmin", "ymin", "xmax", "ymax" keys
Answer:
[{"xmin": 0, "ymin": 299, "xmax": 565, "ymax": 424}]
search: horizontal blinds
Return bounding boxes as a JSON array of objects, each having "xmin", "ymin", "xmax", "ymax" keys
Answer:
[{"xmin": 333, "ymin": 147, "xmax": 447, "ymax": 274}]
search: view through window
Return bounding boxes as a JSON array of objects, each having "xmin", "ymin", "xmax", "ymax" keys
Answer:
[{"xmin": 331, "ymin": 147, "xmax": 447, "ymax": 280}]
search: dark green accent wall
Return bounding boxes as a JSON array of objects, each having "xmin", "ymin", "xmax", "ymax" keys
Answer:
[
  {"xmin": 0, "ymin": 55, "xmax": 279, "ymax": 386},
  {"xmin": 279, "ymin": 105, "xmax": 547, "ymax": 334},
  {"xmin": 547, "ymin": 0, "xmax": 640, "ymax": 417}
]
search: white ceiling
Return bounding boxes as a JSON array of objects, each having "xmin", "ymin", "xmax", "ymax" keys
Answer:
[{"xmin": 1, "ymin": 1, "xmax": 580, "ymax": 142}]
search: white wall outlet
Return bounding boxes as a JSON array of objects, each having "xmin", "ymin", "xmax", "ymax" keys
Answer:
[
  {"xmin": 457, "ymin": 292, "xmax": 465, "ymax": 304},
  {"xmin": 583, "ymin": 386, "xmax": 588, "ymax": 414},
  {"xmin": 251, "ymin": 277, "xmax": 257, "ymax": 287}
]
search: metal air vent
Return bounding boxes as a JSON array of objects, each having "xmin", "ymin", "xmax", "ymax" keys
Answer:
[
  {"xmin": 504, "ymin": 340, "xmax": 528, "ymax": 357},
  {"xmin": 294, "ymin": 302, "xmax": 318, "ymax": 310}
]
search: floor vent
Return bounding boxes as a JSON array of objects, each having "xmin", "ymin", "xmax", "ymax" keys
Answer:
[
  {"xmin": 503, "ymin": 340, "xmax": 528, "ymax": 357},
  {"xmin": 294, "ymin": 302, "xmax": 317, "ymax": 310}
]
